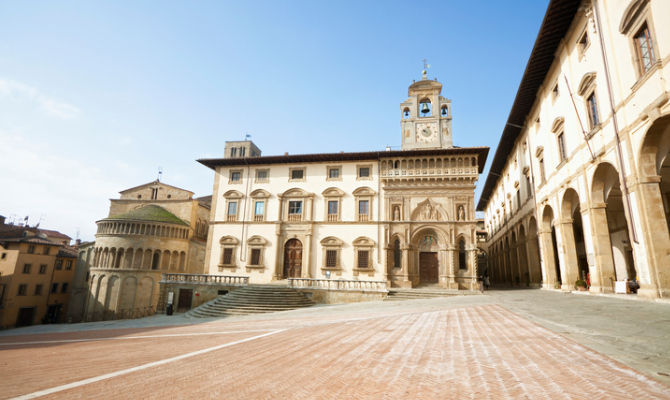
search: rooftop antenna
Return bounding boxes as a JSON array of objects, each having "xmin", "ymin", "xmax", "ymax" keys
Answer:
[
  {"xmin": 422, "ymin": 58, "xmax": 430, "ymax": 80},
  {"xmin": 157, "ymin": 166, "xmax": 163, "ymax": 182}
]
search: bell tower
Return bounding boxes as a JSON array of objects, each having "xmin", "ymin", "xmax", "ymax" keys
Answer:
[{"xmin": 400, "ymin": 64, "xmax": 453, "ymax": 149}]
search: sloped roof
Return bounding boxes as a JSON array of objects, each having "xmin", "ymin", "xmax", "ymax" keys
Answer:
[
  {"xmin": 105, "ymin": 205, "xmax": 189, "ymax": 226},
  {"xmin": 119, "ymin": 180, "xmax": 194, "ymax": 195},
  {"xmin": 476, "ymin": 0, "xmax": 581, "ymax": 211}
]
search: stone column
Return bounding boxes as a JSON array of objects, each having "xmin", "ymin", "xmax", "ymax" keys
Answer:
[
  {"xmin": 303, "ymin": 233, "xmax": 312, "ymax": 278},
  {"xmin": 538, "ymin": 228, "xmax": 557, "ymax": 289},
  {"xmin": 558, "ymin": 219, "xmax": 580, "ymax": 291},
  {"xmin": 469, "ymin": 248, "xmax": 478, "ymax": 290},
  {"xmin": 446, "ymin": 246, "xmax": 457, "ymax": 289},
  {"xmin": 633, "ymin": 180, "xmax": 670, "ymax": 298},
  {"xmin": 439, "ymin": 249, "xmax": 449, "ymax": 288},
  {"xmin": 587, "ymin": 203, "xmax": 617, "ymax": 293},
  {"xmin": 273, "ymin": 231, "xmax": 283, "ymax": 280}
]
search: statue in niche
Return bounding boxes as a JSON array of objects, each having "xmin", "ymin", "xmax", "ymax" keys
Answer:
[
  {"xmin": 411, "ymin": 199, "xmax": 447, "ymax": 221},
  {"xmin": 458, "ymin": 205, "xmax": 465, "ymax": 221},
  {"xmin": 393, "ymin": 206, "xmax": 400, "ymax": 221}
]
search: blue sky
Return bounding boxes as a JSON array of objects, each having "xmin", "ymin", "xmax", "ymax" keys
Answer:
[{"xmin": 0, "ymin": 0, "xmax": 549, "ymax": 241}]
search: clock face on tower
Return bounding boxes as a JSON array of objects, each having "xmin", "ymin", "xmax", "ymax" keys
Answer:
[{"xmin": 416, "ymin": 123, "xmax": 437, "ymax": 143}]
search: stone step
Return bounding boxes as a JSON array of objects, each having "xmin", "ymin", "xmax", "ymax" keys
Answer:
[{"xmin": 187, "ymin": 285, "xmax": 314, "ymax": 318}]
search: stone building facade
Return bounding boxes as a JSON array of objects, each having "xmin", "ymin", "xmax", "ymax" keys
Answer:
[
  {"xmin": 85, "ymin": 180, "xmax": 210, "ymax": 320},
  {"xmin": 0, "ymin": 219, "xmax": 77, "ymax": 328},
  {"xmin": 477, "ymin": 0, "xmax": 670, "ymax": 299},
  {"xmin": 199, "ymin": 74, "xmax": 488, "ymax": 290}
]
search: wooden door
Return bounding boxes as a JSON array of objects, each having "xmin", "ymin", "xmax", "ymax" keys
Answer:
[
  {"xmin": 16, "ymin": 307, "xmax": 35, "ymax": 327},
  {"xmin": 419, "ymin": 252, "xmax": 439, "ymax": 284},
  {"xmin": 283, "ymin": 239, "xmax": 303, "ymax": 278},
  {"xmin": 177, "ymin": 289, "xmax": 193, "ymax": 312}
]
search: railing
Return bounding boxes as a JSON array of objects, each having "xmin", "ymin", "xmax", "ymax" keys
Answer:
[
  {"xmin": 162, "ymin": 273, "xmax": 249, "ymax": 286},
  {"xmin": 254, "ymin": 215, "xmax": 264, "ymax": 222},
  {"xmin": 358, "ymin": 214, "xmax": 369, "ymax": 222},
  {"xmin": 288, "ymin": 278, "xmax": 387, "ymax": 292},
  {"xmin": 327, "ymin": 214, "xmax": 339, "ymax": 222},
  {"xmin": 287, "ymin": 214, "xmax": 302, "ymax": 222},
  {"xmin": 380, "ymin": 167, "xmax": 478, "ymax": 178},
  {"xmin": 227, "ymin": 215, "xmax": 237, "ymax": 222}
]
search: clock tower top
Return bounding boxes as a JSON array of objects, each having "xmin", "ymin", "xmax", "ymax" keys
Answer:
[{"xmin": 400, "ymin": 67, "xmax": 453, "ymax": 150}]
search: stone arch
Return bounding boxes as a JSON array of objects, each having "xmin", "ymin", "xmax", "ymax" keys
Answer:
[
  {"xmin": 591, "ymin": 162, "xmax": 636, "ymax": 289},
  {"xmin": 411, "ymin": 228, "xmax": 443, "ymax": 285},
  {"xmin": 561, "ymin": 188, "xmax": 589, "ymax": 287},
  {"xmin": 103, "ymin": 275, "xmax": 120, "ymax": 316},
  {"xmin": 637, "ymin": 113, "xmax": 670, "ymax": 297},
  {"xmin": 136, "ymin": 276, "xmax": 155, "ymax": 311},
  {"xmin": 541, "ymin": 205, "xmax": 562, "ymax": 287},
  {"xmin": 179, "ymin": 251, "xmax": 186, "ymax": 272},
  {"xmin": 161, "ymin": 250, "xmax": 170, "ymax": 270},
  {"xmin": 118, "ymin": 276, "xmax": 137, "ymax": 313}
]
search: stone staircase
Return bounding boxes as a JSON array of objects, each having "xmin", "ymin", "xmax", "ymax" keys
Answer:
[
  {"xmin": 187, "ymin": 285, "xmax": 315, "ymax": 318},
  {"xmin": 385, "ymin": 288, "xmax": 477, "ymax": 301}
]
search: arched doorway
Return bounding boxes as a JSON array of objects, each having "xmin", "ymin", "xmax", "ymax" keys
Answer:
[
  {"xmin": 283, "ymin": 239, "xmax": 303, "ymax": 278},
  {"xmin": 417, "ymin": 230, "xmax": 439, "ymax": 285},
  {"xmin": 637, "ymin": 114, "xmax": 670, "ymax": 297},
  {"xmin": 592, "ymin": 162, "xmax": 636, "ymax": 290},
  {"xmin": 561, "ymin": 188, "xmax": 588, "ymax": 288}
]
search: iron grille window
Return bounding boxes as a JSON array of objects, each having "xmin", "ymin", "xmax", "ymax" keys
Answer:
[
  {"xmin": 250, "ymin": 249, "xmax": 261, "ymax": 265},
  {"xmin": 326, "ymin": 250, "xmax": 337, "ymax": 268},
  {"xmin": 291, "ymin": 169, "xmax": 304, "ymax": 180},
  {"xmin": 358, "ymin": 167, "xmax": 370, "ymax": 178},
  {"xmin": 357, "ymin": 250, "xmax": 369, "ymax": 269},
  {"xmin": 222, "ymin": 248, "xmax": 233, "ymax": 265},
  {"xmin": 328, "ymin": 168, "xmax": 340, "ymax": 179}
]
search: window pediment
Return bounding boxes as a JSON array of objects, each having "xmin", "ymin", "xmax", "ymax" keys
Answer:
[
  {"xmin": 352, "ymin": 236, "xmax": 375, "ymax": 247},
  {"xmin": 322, "ymin": 187, "xmax": 345, "ymax": 197},
  {"xmin": 577, "ymin": 72, "xmax": 597, "ymax": 96},
  {"xmin": 219, "ymin": 235, "xmax": 239, "ymax": 245},
  {"xmin": 352, "ymin": 186, "xmax": 376, "ymax": 196},
  {"xmin": 619, "ymin": 0, "xmax": 649, "ymax": 34},
  {"xmin": 535, "ymin": 146, "xmax": 544, "ymax": 157},
  {"xmin": 320, "ymin": 236, "xmax": 344, "ymax": 247},
  {"xmin": 247, "ymin": 235, "xmax": 268, "ymax": 246},
  {"xmin": 281, "ymin": 188, "xmax": 311, "ymax": 198},
  {"xmin": 551, "ymin": 117, "xmax": 565, "ymax": 133},
  {"xmin": 250, "ymin": 189, "xmax": 271, "ymax": 199},
  {"xmin": 223, "ymin": 190, "xmax": 244, "ymax": 199}
]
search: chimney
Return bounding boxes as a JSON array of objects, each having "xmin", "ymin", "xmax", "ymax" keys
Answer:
[{"xmin": 0, "ymin": 215, "xmax": 5, "ymax": 225}]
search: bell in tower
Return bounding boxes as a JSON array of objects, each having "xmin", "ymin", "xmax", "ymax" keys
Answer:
[{"xmin": 399, "ymin": 63, "xmax": 453, "ymax": 150}]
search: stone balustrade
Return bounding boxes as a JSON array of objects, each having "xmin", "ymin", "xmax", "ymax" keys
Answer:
[
  {"xmin": 288, "ymin": 278, "xmax": 387, "ymax": 292},
  {"xmin": 161, "ymin": 273, "xmax": 249, "ymax": 286}
]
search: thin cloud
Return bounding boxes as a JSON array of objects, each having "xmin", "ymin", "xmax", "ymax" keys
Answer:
[{"xmin": 0, "ymin": 79, "xmax": 81, "ymax": 120}]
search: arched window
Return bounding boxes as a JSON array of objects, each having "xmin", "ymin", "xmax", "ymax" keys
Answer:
[
  {"xmin": 393, "ymin": 239, "xmax": 401, "ymax": 268},
  {"xmin": 458, "ymin": 238, "xmax": 466, "ymax": 270},
  {"xmin": 419, "ymin": 98, "xmax": 432, "ymax": 117}
]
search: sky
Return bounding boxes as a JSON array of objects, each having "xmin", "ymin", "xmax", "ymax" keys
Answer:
[{"xmin": 0, "ymin": 0, "xmax": 549, "ymax": 241}]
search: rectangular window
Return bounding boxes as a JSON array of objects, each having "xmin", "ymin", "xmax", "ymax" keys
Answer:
[
  {"xmin": 222, "ymin": 248, "xmax": 233, "ymax": 265},
  {"xmin": 328, "ymin": 167, "xmax": 340, "ymax": 179},
  {"xmin": 61, "ymin": 283, "xmax": 68, "ymax": 293},
  {"xmin": 358, "ymin": 200, "xmax": 369, "ymax": 221},
  {"xmin": 526, "ymin": 175, "xmax": 533, "ymax": 200},
  {"xmin": 230, "ymin": 147, "xmax": 237, "ymax": 157},
  {"xmin": 290, "ymin": 168, "xmax": 304, "ymax": 180},
  {"xmin": 51, "ymin": 283, "xmax": 58, "ymax": 293},
  {"xmin": 578, "ymin": 31, "xmax": 589, "ymax": 56},
  {"xmin": 151, "ymin": 188, "xmax": 158, "ymax": 200},
  {"xmin": 254, "ymin": 201, "xmax": 265, "ymax": 221},
  {"xmin": 516, "ymin": 190, "xmax": 521, "ymax": 211},
  {"xmin": 326, "ymin": 250, "xmax": 337, "ymax": 267},
  {"xmin": 34, "ymin": 284, "xmax": 43, "ymax": 296},
  {"xmin": 357, "ymin": 250, "xmax": 369, "ymax": 269},
  {"xmin": 55, "ymin": 259, "xmax": 63, "ymax": 270},
  {"xmin": 255, "ymin": 169, "xmax": 269, "ymax": 182},
  {"xmin": 635, "ymin": 23, "xmax": 655, "ymax": 74},
  {"xmin": 65, "ymin": 260, "xmax": 72, "ymax": 270},
  {"xmin": 358, "ymin": 166, "xmax": 370, "ymax": 178},
  {"xmin": 539, "ymin": 158, "xmax": 546, "ymax": 183},
  {"xmin": 39, "ymin": 264, "xmax": 47, "ymax": 274},
  {"xmin": 43, "ymin": 246, "xmax": 50, "ymax": 255},
  {"xmin": 328, "ymin": 200, "xmax": 338, "ymax": 215},
  {"xmin": 240, "ymin": 147, "xmax": 246, "ymax": 157},
  {"xmin": 27, "ymin": 245, "xmax": 35, "ymax": 254},
  {"xmin": 18, "ymin": 284, "xmax": 27, "ymax": 296},
  {"xmin": 227, "ymin": 202, "xmax": 237, "ymax": 216},
  {"xmin": 1, "ymin": 252, "xmax": 5, "ymax": 259},
  {"xmin": 557, "ymin": 132, "xmax": 567, "ymax": 162},
  {"xmin": 250, "ymin": 249, "xmax": 261, "ymax": 265},
  {"xmin": 230, "ymin": 171, "xmax": 241, "ymax": 183},
  {"xmin": 22, "ymin": 264, "xmax": 31, "ymax": 274},
  {"xmin": 587, "ymin": 93, "xmax": 599, "ymax": 129},
  {"xmin": 288, "ymin": 201, "xmax": 302, "ymax": 215}
]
